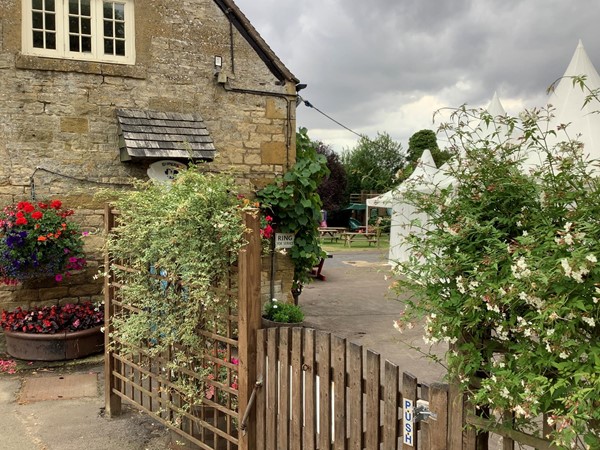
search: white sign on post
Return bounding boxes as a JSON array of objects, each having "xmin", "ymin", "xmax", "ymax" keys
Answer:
[
  {"xmin": 275, "ymin": 233, "xmax": 294, "ymax": 249},
  {"xmin": 403, "ymin": 398, "xmax": 414, "ymax": 446}
]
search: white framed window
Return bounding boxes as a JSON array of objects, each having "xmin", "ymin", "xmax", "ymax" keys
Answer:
[{"xmin": 22, "ymin": 0, "xmax": 135, "ymax": 65}]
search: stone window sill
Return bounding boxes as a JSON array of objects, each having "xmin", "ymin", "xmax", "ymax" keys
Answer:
[{"xmin": 15, "ymin": 54, "xmax": 147, "ymax": 79}]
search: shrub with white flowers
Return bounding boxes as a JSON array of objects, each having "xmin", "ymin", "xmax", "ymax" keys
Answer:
[{"xmin": 394, "ymin": 95, "xmax": 600, "ymax": 448}]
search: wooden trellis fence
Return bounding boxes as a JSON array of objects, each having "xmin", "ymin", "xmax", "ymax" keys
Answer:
[{"xmin": 103, "ymin": 206, "xmax": 560, "ymax": 450}]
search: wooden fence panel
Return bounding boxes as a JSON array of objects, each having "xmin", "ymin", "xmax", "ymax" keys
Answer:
[
  {"xmin": 317, "ymin": 331, "xmax": 332, "ymax": 450},
  {"xmin": 402, "ymin": 372, "xmax": 418, "ymax": 450},
  {"xmin": 332, "ymin": 335, "xmax": 346, "ymax": 450},
  {"xmin": 255, "ymin": 327, "xmax": 449, "ymax": 450},
  {"xmin": 365, "ymin": 350, "xmax": 381, "ymax": 449},
  {"xmin": 278, "ymin": 328, "xmax": 291, "ymax": 450},
  {"xmin": 290, "ymin": 328, "xmax": 303, "ymax": 450},
  {"xmin": 347, "ymin": 342, "xmax": 363, "ymax": 450},
  {"xmin": 303, "ymin": 328, "xmax": 317, "ymax": 450}
]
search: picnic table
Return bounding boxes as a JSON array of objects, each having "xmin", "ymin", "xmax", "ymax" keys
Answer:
[
  {"xmin": 318, "ymin": 227, "xmax": 347, "ymax": 242},
  {"xmin": 340, "ymin": 231, "xmax": 379, "ymax": 247}
]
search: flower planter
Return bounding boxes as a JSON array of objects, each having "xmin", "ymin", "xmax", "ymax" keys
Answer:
[
  {"xmin": 3, "ymin": 326, "xmax": 104, "ymax": 361},
  {"xmin": 261, "ymin": 317, "xmax": 304, "ymax": 328}
]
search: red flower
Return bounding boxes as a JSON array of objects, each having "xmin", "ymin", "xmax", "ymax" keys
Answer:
[
  {"xmin": 23, "ymin": 203, "xmax": 35, "ymax": 213},
  {"xmin": 38, "ymin": 202, "xmax": 48, "ymax": 209},
  {"xmin": 50, "ymin": 200, "xmax": 62, "ymax": 210},
  {"xmin": 17, "ymin": 201, "xmax": 33, "ymax": 211},
  {"xmin": 15, "ymin": 217, "xmax": 28, "ymax": 226},
  {"xmin": 31, "ymin": 211, "xmax": 43, "ymax": 220},
  {"xmin": 265, "ymin": 215, "xmax": 273, "ymax": 223}
]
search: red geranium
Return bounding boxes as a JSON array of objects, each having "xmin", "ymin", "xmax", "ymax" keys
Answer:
[{"xmin": 31, "ymin": 211, "xmax": 43, "ymax": 220}]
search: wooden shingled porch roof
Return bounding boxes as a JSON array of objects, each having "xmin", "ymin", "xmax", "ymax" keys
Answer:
[{"xmin": 117, "ymin": 109, "xmax": 216, "ymax": 162}]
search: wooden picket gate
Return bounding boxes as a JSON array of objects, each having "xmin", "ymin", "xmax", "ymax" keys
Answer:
[
  {"xmin": 104, "ymin": 207, "xmax": 455, "ymax": 450},
  {"xmin": 253, "ymin": 327, "xmax": 449, "ymax": 450}
]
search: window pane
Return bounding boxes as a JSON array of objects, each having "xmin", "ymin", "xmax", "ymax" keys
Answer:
[
  {"xmin": 115, "ymin": 39, "xmax": 125, "ymax": 56},
  {"xmin": 32, "ymin": 0, "xmax": 43, "ymax": 10},
  {"xmin": 104, "ymin": 20, "xmax": 113, "ymax": 37},
  {"xmin": 69, "ymin": 16, "xmax": 79, "ymax": 33},
  {"xmin": 104, "ymin": 39, "xmax": 114, "ymax": 55},
  {"xmin": 114, "ymin": 3, "xmax": 124, "ymax": 21},
  {"xmin": 46, "ymin": 31, "xmax": 56, "ymax": 49},
  {"xmin": 81, "ymin": 0, "xmax": 90, "ymax": 16},
  {"xmin": 45, "ymin": 0, "xmax": 55, "ymax": 11},
  {"xmin": 70, "ymin": 35, "xmax": 80, "ymax": 52},
  {"xmin": 81, "ymin": 36, "xmax": 91, "ymax": 52},
  {"xmin": 33, "ymin": 30, "xmax": 44, "ymax": 48},
  {"xmin": 69, "ymin": 0, "xmax": 79, "ymax": 14},
  {"xmin": 46, "ymin": 13, "xmax": 55, "ymax": 30},
  {"xmin": 32, "ymin": 11, "xmax": 43, "ymax": 29},
  {"xmin": 103, "ymin": 3, "xmax": 113, "ymax": 19},
  {"xmin": 81, "ymin": 17, "xmax": 91, "ymax": 34},
  {"xmin": 115, "ymin": 22, "xmax": 124, "ymax": 38}
]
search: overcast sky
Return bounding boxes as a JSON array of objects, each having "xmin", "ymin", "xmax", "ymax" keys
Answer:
[{"xmin": 234, "ymin": 0, "xmax": 600, "ymax": 153}]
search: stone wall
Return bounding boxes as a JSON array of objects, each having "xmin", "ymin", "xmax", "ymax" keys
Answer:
[{"xmin": 0, "ymin": 0, "xmax": 297, "ymax": 308}]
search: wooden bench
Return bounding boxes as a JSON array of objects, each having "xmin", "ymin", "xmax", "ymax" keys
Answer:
[
  {"xmin": 340, "ymin": 231, "xmax": 379, "ymax": 247},
  {"xmin": 318, "ymin": 227, "xmax": 347, "ymax": 242}
]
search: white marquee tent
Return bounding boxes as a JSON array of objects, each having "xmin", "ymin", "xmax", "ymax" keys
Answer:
[
  {"xmin": 370, "ymin": 40, "xmax": 600, "ymax": 266},
  {"xmin": 525, "ymin": 40, "xmax": 600, "ymax": 169},
  {"xmin": 366, "ymin": 150, "xmax": 455, "ymax": 264}
]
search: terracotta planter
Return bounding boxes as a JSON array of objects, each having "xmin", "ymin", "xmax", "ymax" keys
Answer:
[
  {"xmin": 3, "ymin": 326, "xmax": 104, "ymax": 361},
  {"xmin": 261, "ymin": 317, "xmax": 304, "ymax": 328}
]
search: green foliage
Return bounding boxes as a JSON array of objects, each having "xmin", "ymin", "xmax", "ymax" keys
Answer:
[
  {"xmin": 106, "ymin": 168, "xmax": 247, "ymax": 396},
  {"xmin": 315, "ymin": 141, "xmax": 347, "ymax": 212},
  {"xmin": 263, "ymin": 299, "xmax": 304, "ymax": 323},
  {"xmin": 257, "ymin": 128, "xmax": 330, "ymax": 287},
  {"xmin": 393, "ymin": 101, "xmax": 600, "ymax": 447},
  {"xmin": 341, "ymin": 132, "xmax": 404, "ymax": 196},
  {"xmin": 407, "ymin": 129, "xmax": 448, "ymax": 163}
]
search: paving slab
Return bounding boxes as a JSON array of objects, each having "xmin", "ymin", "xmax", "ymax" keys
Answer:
[{"xmin": 19, "ymin": 373, "xmax": 98, "ymax": 403}]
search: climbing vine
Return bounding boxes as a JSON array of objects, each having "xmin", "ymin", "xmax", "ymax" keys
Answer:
[{"xmin": 257, "ymin": 127, "xmax": 330, "ymax": 290}]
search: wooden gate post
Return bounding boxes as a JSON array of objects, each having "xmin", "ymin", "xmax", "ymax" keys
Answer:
[
  {"xmin": 104, "ymin": 204, "xmax": 122, "ymax": 417},
  {"xmin": 238, "ymin": 211, "xmax": 262, "ymax": 450}
]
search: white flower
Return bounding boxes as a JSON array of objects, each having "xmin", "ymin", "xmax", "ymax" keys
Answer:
[
  {"xmin": 513, "ymin": 405, "xmax": 527, "ymax": 417},
  {"xmin": 560, "ymin": 258, "xmax": 572, "ymax": 277},
  {"xmin": 582, "ymin": 317, "xmax": 596, "ymax": 327},
  {"xmin": 500, "ymin": 387, "xmax": 511, "ymax": 399},
  {"xmin": 559, "ymin": 351, "xmax": 569, "ymax": 359},
  {"xmin": 564, "ymin": 233, "xmax": 574, "ymax": 246},
  {"xmin": 564, "ymin": 222, "xmax": 573, "ymax": 232},
  {"xmin": 586, "ymin": 254, "xmax": 597, "ymax": 264}
]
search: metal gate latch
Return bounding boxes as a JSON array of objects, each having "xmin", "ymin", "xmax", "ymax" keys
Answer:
[{"xmin": 415, "ymin": 399, "xmax": 437, "ymax": 422}]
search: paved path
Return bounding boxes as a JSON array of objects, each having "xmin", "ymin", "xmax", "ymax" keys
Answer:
[{"xmin": 301, "ymin": 249, "xmax": 447, "ymax": 385}]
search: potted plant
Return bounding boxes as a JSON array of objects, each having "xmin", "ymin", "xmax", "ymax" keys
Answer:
[
  {"xmin": 262, "ymin": 298, "xmax": 304, "ymax": 327},
  {"xmin": 0, "ymin": 199, "xmax": 87, "ymax": 284},
  {"xmin": 0, "ymin": 302, "xmax": 104, "ymax": 361}
]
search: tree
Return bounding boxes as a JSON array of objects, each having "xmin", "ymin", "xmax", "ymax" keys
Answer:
[
  {"xmin": 315, "ymin": 141, "xmax": 347, "ymax": 212},
  {"xmin": 406, "ymin": 129, "xmax": 451, "ymax": 167},
  {"xmin": 341, "ymin": 132, "xmax": 404, "ymax": 196}
]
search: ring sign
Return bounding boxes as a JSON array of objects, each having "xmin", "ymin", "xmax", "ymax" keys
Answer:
[
  {"xmin": 275, "ymin": 233, "xmax": 294, "ymax": 249},
  {"xmin": 403, "ymin": 399, "xmax": 414, "ymax": 446}
]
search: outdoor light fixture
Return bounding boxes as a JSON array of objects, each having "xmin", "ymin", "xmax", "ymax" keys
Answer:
[{"xmin": 214, "ymin": 55, "xmax": 222, "ymax": 72}]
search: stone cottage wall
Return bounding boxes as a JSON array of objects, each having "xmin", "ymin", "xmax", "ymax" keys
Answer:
[{"xmin": 0, "ymin": 0, "xmax": 297, "ymax": 308}]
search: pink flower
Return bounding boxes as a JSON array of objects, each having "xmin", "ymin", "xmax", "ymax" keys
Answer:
[{"xmin": 55, "ymin": 274, "xmax": 63, "ymax": 282}]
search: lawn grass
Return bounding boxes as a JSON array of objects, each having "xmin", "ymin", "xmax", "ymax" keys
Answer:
[{"xmin": 319, "ymin": 233, "xmax": 390, "ymax": 253}]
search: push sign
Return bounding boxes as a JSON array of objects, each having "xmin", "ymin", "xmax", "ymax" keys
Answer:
[{"xmin": 403, "ymin": 399, "xmax": 414, "ymax": 446}]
